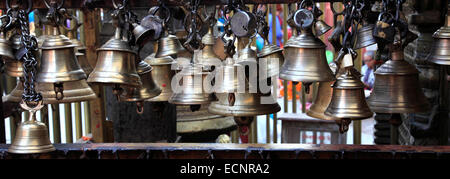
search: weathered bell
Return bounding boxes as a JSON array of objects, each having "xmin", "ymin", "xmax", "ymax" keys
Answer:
[
  {"xmin": 355, "ymin": 23, "xmax": 376, "ymax": 49},
  {"xmin": 324, "ymin": 67, "xmax": 373, "ymax": 120},
  {"xmin": 237, "ymin": 43, "xmax": 258, "ymax": 64},
  {"xmin": 155, "ymin": 34, "xmax": 186, "ymax": 58},
  {"xmin": 314, "ymin": 20, "xmax": 332, "ymax": 37},
  {"xmin": 169, "ymin": 63, "xmax": 215, "ymax": 105},
  {"xmin": 198, "ymin": 26, "xmax": 221, "ymax": 69},
  {"xmin": 87, "ymin": 28, "xmax": 141, "ymax": 87},
  {"xmin": 8, "ymin": 101, "xmax": 55, "ymax": 154},
  {"xmin": 428, "ymin": 13, "xmax": 450, "ymax": 65},
  {"xmin": 37, "ymin": 26, "xmax": 86, "ymax": 83},
  {"xmin": 208, "ymin": 58, "xmax": 281, "ymax": 116},
  {"xmin": 0, "ymin": 32, "xmax": 14, "ymax": 61},
  {"xmin": 368, "ymin": 49, "xmax": 430, "ymax": 113},
  {"xmin": 120, "ymin": 60, "xmax": 161, "ymax": 102},
  {"xmin": 280, "ymin": 28, "xmax": 335, "ymax": 85},
  {"xmin": 36, "ymin": 80, "xmax": 97, "ymax": 104},
  {"xmin": 257, "ymin": 40, "xmax": 284, "ymax": 78},
  {"xmin": 144, "ymin": 53, "xmax": 176, "ymax": 102},
  {"xmin": 76, "ymin": 52, "xmax": 93, "ymax": 75},
  {"xmin": 132, "ymin": 23, "xmax": 154, "ymax": 47},
  {"xmin": 176, "ymin": 104, "xmax": 236, "ymax": 141}
]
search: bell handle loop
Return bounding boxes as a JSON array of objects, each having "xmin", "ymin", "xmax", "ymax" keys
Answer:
[
  {"xmin": 44, "ymin": 0, "xmax": 65, "ymax": 10},
  {"xmin": 20, "ymin": 100, "xmax": 44, "ymax": 122},
  {"xmin": 6, "ymin": 0, "xmax": 33, "ymax": 14},
  {"xmin": 136, "ymin": 101, "xmax": 144, "ymax": 114},
  {"xmin": 298, "ymin": 0, "xmax": 315, "ymax": 11},
  {"xmin": 228, "ymin": 93, "xmax": 235, "ymax": 106},
  {"xmin": 0, "ymin": 15, "xmax": 13, "ymax": 31}
]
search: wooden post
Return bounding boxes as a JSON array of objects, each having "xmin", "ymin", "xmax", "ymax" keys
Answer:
[{"xmin": 83, "ymin": 8, "xmax": 108, "ymax": 143}]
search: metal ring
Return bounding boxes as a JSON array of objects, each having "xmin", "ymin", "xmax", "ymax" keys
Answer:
[
  {"xmin": 6, "ymin": 0, "xmax": 33, "ymax": 14},
  {"xmin": 44, "ymin": 0, "xmax": 65, "ymax": 10}
]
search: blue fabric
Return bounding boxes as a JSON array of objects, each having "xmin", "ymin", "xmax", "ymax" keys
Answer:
[
  {"xmin": 361, "ymin": 65, "xmax": 375, "ymax": 89},
  {"xmin": 267, "ymin": 14, "xmax": 283, "ymax": 46}
]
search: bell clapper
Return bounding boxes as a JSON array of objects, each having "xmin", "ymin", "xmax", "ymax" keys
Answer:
[
  {"xmin": 113, "ymin": 85, "xmax": 124, "ymax": 101},
  {"xmin": 336, "ymin": 118, "xmax": 352, "ymax": 134},
  {"xmin": 228, "ymin": 93, "xmax": 236, "ymax": 106},
  {"xmin": 136, "ymin": 101, "xmax": 144, "ymax": 114},
  {"xmin": 53, "ymin": 83, "xmax": 64, "ymax": 100},
  {"xmin": 303, "ymin": 82, "xmax": 311, "ymax": 94}
]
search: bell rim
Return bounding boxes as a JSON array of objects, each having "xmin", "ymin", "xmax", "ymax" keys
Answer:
[
  {"xmin": 177, "ymin": 116, "xmax": 236, "ymax": 134},
  {"xmin": 208, "ymin": 101, "xmax": 281, "ymax": 117},
  {"xmin": 146, "ymin": 92, "xmax": 173, "ymax": 102},
  {"xmin": 306, "ymin": 109, "xmax": 339, "ymax": 121},
  {"xmin": 120, "ymin": 88, "xmax": 162, "ymax": 102},
  {"xmin": 8, "ymin": 145, "xmax": 56, "ymax": 154},
  {"xmin": 324, "ymin": 109, "xmax": 373, "ymax": 120}
]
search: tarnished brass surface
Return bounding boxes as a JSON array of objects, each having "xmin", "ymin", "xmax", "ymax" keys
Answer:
[
  {"xmin": 169, "ymin": 64, "xmax": 214, "ymax": 105},
  {"xmin": 3, "ymin": 81, "xmax": 23, "ymax": 103},
  {"xmin": 208, "ymin": 92, "xmax": 281, "ymax": 116},
  {"xmin": 325, "ymin": 68, "xmax": 373, "ymax": 120},
  {"xmin": 355, "ymin": 23, "xmax": 376, "ymax": 49},
  {"xmin": 37, "ymin": 26, "xmax": 86, "ymax": 83},
  {"xmin": 176, "ymin": 104, "xmax": 236, "ymax": 134},
  {"xmin": 428, "ymin": 15, "xmax": 450, "ymax": 65},
  {"xmin": 257, "ymin": 41, "xmax": 284, "ymax": 78},
  {"xmin": 314, "ymin": 20, "xmax": 331, "ymax": 37},
  {"xmin": 237, "ymin": 44, "xmax": 258, "ymax": 64},
  {"xmin": 120, "ymin": 61, "xmax": 161, "ymax": 101},
  {"xmin": 368, "ymin": 50, "xmax": 430, "ymax": 113},
  {"xmin": 0, "ymin": 33, "xmax": 14, "ymax": 61},
  {"xmin": 8, "ymin": 102, "xmax": 55, "ymax": 154},
  {"xmin": 198, "ymin": 26, "xmax": 222, "ymax": 68},
  {"xmin": 280, "ymin": 29, "xmax": 334, "ymax": 83},
  {"xmin": 76, "ymin": 52, "xmax": 93, "ymax": 75},
  {"xmin": 307, "ymin": 80, "xmax": 338, "ymax": 120},
  {"xmin": 4, "ymin": 60, "xmax": 23, "ymax": 77},
  {"xmin": 87, "ymin": 32, "xmax": 141, "ymax": 87},
  {"xmin": 155, "ymin": 34, "xmax": 186, "ymax": 58},
  {"xmin": 36, "ymin": 80, "xmax": 97, "ymax": 104},
  {"xmin": 145, "ymin": 53, "xmax": 176, "ymax": 102}
]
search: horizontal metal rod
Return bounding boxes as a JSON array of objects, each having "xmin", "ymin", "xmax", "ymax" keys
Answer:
[{"xmin": 1, "ymin": 143, "xmax": 450, "ymax": 159}]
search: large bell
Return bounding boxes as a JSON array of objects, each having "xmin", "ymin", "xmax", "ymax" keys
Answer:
[
  {"xmin": 257, "ymin": 40, "xmax": 284, "ymax": 78},
  {"xmin": 8, "ymin": 101, "xmax": 55, "ymax": 154},
  {"xmin": 280, "ymin": 28, "xmax": 335, "ymax": 84},
  {"xmin": 428, "ymin": 13, "xmax": 450, "ymax": 65},
  {"xmin": 176, "ymin": 104, "xmax": 236, "ymax": 142},
  {"xmin": 314, "ymin": 20, "xmax": 332, "ymax": 37},
  {"xmin": 368, "ymin": 49, "xmax": 430, "ymax": 113},
  {"xmin": 120, "ymin": 60, "xmax": 161, "ymax": 102},
  {"xmin": 155, "ymin": 34, "xmax": 186, "ymax": 58},
  {"xmin": 169, "ymin": 63, "xmax": 215, "ymax": 105},
  {"xmin": 87, "ymin": 28, "xmax": 141, "ymax": 87},
  {"xmin": 208, "ymin": 58, "xmax": 281, "ymax": 116},
  {"xmin": 0, "ymin": 32, "xmax": 14, "ymax": 61},
  {"xmin": 144, "ymin": 53, "xmax": 176, "ymax": 102},
  {"xmin": 324, "ymin": 67, "xmax": 373, "ymax": 120},
  {"xmin": 355, "ymin": 23, "xmax": 376, "ymax": 50},
  {"xmin": 3, "ymin": 80, "xmax": 24, "ymax": 103}
]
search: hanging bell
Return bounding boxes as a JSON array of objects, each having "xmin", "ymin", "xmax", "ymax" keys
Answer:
[
  {"xmin": 76, "ymin": 52, "xmax": 93, "ymax": 75},
  {"xmin": 368, "ymin": 49, "xmax": 430, "ymax": 113},
  {"xmin": 198, "ymin": 26, "xmax": 222, "ymax": 69},
  {"xmin": 35, "ymin": 79, "xmax": 96, "ymax": 104},
  {"xmin": 132, "ymin": 23, "xmax": 154, "ymax": 47},
  {"xmin": 314, "ymin": 20, "xmax": 332, "ymax": 37},
  {"xmin": 0, "ymin": 32, "xmax": 14, "ymax": 61},
  {"xmin": 176, "ymin": 104, "xmax": 236, "ymax": 141},
  {"xmin": 169, "ymin": 63, "xmax": 215, "ymax": 105},
  {"xmin": 120, "ymin": 60, "xmax": 161, "ymax": 102},
  {"xmin": 37, "ymin": 26, "xmax": 86, "ymax": 83},
  {"xmin": 355, "ymin": 22, "xmax": 376, "ymax": 49},
  {"xmin": 324, "ymin": 67, "xmax": 373, "ymax": 120},
  {"xmin": 8, "ymin": 101, "xmax": 55, "ymax": 154},
  {"xmin": 208, "ymin": 58, "xmax": 281, "ymax": 116},
  {"xmin": 427, "ymin": 13, "xmax": 450, "ymax": 65},
  {"xmin": 144, "ymin": 53, "xmax": 176, "ymax": 102},
  {"xmin": 257, "ymin": 40, "xmax": 284, "ymax": 78},
  {"xmin": 155, "ymin": 34, "xmax": 187, "ymax": 58},
  {"xmin": 87, "ymin": 27, "xmax": 141, "ymax": 87},
  {"xmin": 280, "ymin": 28, "xmax": 335, "ymax": 88},
  {"xmin": 212, "ymin": 37, "xmax": 227, "ymax": 60},
  {"xmin": 5, "ymin": 33, "xmax": 24, "ymax": 77}
]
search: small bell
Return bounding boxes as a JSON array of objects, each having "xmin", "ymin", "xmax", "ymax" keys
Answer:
[
  {"xmin": 368, "ymin": 48, "xmax": 430, "ymax": 113},
  {"xmin": 37, "ymin": 26, "xmax": 86, "ymax": 83},
  {"xmin": 257, "ymin": 40, "xmax": 284, "ymax": 78},
  {"xmin": 428, "ymin": 12, "xmax": 450, "ymax": 65},
  {"xmin": 120, "ymin": 60, "xmax": 162, "ymax": 112},
  {"xmin": 87, "ymin": 27, "xmax": 142, "ymax": 88},
  {"xmin": 8, "ymin": 101, "xmax": 55, "ymax": 154},
  {"xmin": 155, "ymin": 34, "xmax": 187, "ymax": 58},
  {"xmin": 132, "ymin": 23, "xmax": 154, "ymax": 47},
  {"xmin": 144, "ymin": 53, "xmax": 176, "ymax": 102},
  {"xmin": 169, "ymin": 63, "xmax": 215, "ymax": 106},
  {"xmin": 314, "ymin": 20, "xmax": 332, "ymax": 37},
  {"xmin": 280, "ymin": 28, "xmax": 335, "ymax": 91},
  {"xmin": 355, "ymin": 22, "xmax": 376, "ymax": 49},
  {"xmin": 198, "ymin": 26, "xmax": 222, "ymax": 69},
  {"xmin": 0, "ymin": 32, "xmax": 14, "ymax": 61}
]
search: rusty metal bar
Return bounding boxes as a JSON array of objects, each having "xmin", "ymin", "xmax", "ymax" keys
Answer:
[{"xmin": 0, "ymin": 143, "xmax": 449, "ymax": 159}]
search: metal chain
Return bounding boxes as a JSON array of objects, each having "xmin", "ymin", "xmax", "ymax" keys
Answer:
[{"xmin": 18, "ymin": 10, "xmax": 41, "ymax": 102}]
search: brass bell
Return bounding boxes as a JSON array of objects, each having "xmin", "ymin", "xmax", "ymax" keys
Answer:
[
  {"xmin": 36, "ymin": 80, "xmax": 97, "ymax": 104},
  {"xmin": 132, "ymin": 23, "xmax": 154, "ymax": 47},
  {"xmin": 155, "ymin": 34, "xmax": 187, "ymax": 58},
  {"xmin": 169, "ymin": 63, "xmax": 215, "ymax": 105},
  {"xmin": 3, "ymin": 80, "xmax": 24, "ymax": 103},
  {"xmin": 314, "ymin": 20, "xmax": 332, "ymax": 37},
  {"xmin": 208, "ymin": 58, "xmax": 281, "ymax": 116},
  {"xmin": 212, "ymin": 37, "xmax": 227, "ymax": 60},
  {"xmin": 355, "ymin": 23, "xmax": 376, "ymax": 49},
  {"xmin": 198, "ymin": 26, "xmax": 222, "ymax": 69},
  {"xmin": 144, "ymin": 53, "xmax": 176, "ymax": 102},
  {"xmin": 120, "ymin": 60, "xmax": 161, "ymax": 105},
  {"xmin": 0, "ymin": 32, "xmax": 14, "ymax": 61},
  {"xmin": 176, "ymin": 104, "xmax": 236, "ymax": 136},
  {"xmin": 258, "ymin": 40, "xmax": 284, "ymax": 78},
  {"xmin": 87, "ymin": 28, "xmax": 142, "ymax": 87},
  {"xmin": 8, "ymin": 101, "xmax": 55, "ymax": 154},
  {"xmin": 237, "ymin": 42, "xmax": 258, "ymax": 64},
  {"xmin": 325, "ymin": 66, "xmax": 373, "ymax": 120},
  {"xmin": 76, "ymin": 52, "xmax": 93, "ymax": 76},
  {"xmin": 37, "ymin": 26, "xmax": 86, "ymax": 83},
  {"xmin": 5, "ymin": 33, "xmax": 24, "ymax": 77},
  {"xmin": 428, "ymin": 13, "xmax": 450, "ymax": 65},
  {"xmin": 280, "ymin": 28, "xmax": 335, "ymax": 90},
  {"xmin": 368, "ymin": 48, "xmax": 430, "ymax": 113}
]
